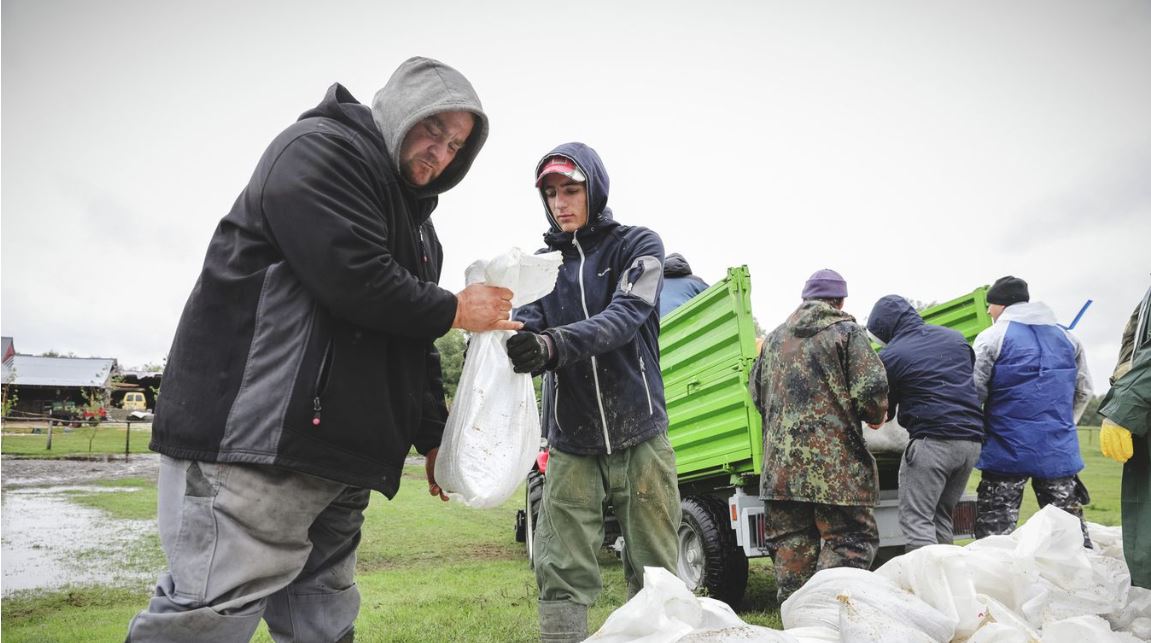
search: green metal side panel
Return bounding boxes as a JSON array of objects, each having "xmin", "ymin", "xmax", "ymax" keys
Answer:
[
  {"xmin": 659, "ymin": 266, "xmax": 762, "ymax": 482},
  {"xmin": 919, "ymin": 286, "xmax": 992, "ymax": 344}
]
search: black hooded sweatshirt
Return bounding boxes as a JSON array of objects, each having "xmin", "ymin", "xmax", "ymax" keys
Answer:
[
  {"xmin": 151, "ymin": 60, "xmax": 487, "ymax": 497},
  {"xmin": 866, "ymin": 295, "xmax": 984, "ymax": 442}
]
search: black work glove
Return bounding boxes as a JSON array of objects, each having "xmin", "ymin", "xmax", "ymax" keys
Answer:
[{"xmin": 506, "ymin": 331, "xmax": 554, "ymax": 374}]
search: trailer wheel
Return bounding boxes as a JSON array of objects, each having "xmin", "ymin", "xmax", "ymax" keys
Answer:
[
  {"xmin": 524, "ymin": 469, "xmax": 545, "ymax": 566},
  {"xmin": 677, "ymin": 496, "xmax": 748, "ymax": 607}
]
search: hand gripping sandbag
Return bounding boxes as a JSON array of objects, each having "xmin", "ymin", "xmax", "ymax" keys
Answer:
[{"xmin": 434, "ymin": 248, "xmax": 562, "ymax": 508}]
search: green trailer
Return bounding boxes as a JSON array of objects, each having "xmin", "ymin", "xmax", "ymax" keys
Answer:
[{"xmin": 659, "ymin": 266, "xmax": 991, "ymax": 604}]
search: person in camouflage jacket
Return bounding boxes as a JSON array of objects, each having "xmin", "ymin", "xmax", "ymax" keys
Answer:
[{"xmin": 749, "ymin": 269, "xmax": 889, "ymax": 602}]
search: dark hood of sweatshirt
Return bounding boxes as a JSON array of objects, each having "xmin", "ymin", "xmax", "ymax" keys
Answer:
[
  {"xmin": 789, "ymin": 300, "xmax": 857, "ymax": 338},
  {"xmin": 299, "ymin": 83, "xmax": 383, "ymax": 148},
  {"xmin": 664, "ymin": 253, "xmax": 693, "ymax": 277},
  {"xmin": 866, "ymin": 295, "xmax": 925, "ymax": 344},
  {"xmin": 537, "ymin": 142, "xmax": 619, "ymax": 247},
  {"xmin": 368, "ymin": 56, "xmax": 489, "ymax": 198}
]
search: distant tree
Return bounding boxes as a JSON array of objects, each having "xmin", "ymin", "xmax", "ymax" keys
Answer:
[
  {"xmin": 752, "ymin": 316, "xmax": 767, "ymax": 339},
  {"xmin": 909, "ymin": 299, "xmax": 937, "ymax": 313},
  {"xmin": 435, "ymin": 330, "xmax": 467, "ymax": 403},
  {"xmin": 1078, "ymin": 394, "xmax": 1106, "ymax": 427},
  {"xmin": 39, "ymin": 350, "xmax": 78, "ymax": 358},
  {"xmin": 1, "ymin": 366, "xmax": 17, "ymax": 416}
]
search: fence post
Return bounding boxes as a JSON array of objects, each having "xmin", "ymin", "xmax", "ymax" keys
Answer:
[
  {"xmin": 125, "ymin": 420, "xmax": 132, "ymax": 460},
  {"xmin": 46, "ymin": 423, "xmax": 54, "ymax": 450}
]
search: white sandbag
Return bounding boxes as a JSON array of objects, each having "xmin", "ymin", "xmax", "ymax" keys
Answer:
[
  {"xmin": 875, "ymin": 544, "xmax": 988, "ymax": 638},
  {"xmin": 966, "ymin": 622, "xmax": 1032, "ymax": 643},
  {"xmin": 586, "ymin": 567, "xmax": 716, "ymax": 642},
  {"xmin": 1039, "ymin": 614, "xmax": 1143, "ymax": 642},
  {"xmin": 589, "ymin": 567, "xmax": 801, "ymax": 643},
  {"xmin": 1106, "ymin": 586, "xmax": 1151, "ymax": 637},
  {"xmin": 861, "ymin": 417, "xmax": 909, "ymax": 453},
  {"xmin": 1088, "ymin": 522, "xmax": 1126, "ymax": 562},
  {"xmin": 780, "ymin": 567, "xmax": 955, "ymax": 641},
  {"xmin": 433, "ymin": 248, "xmax": 561, "ymax": 508},
  {"xmin": 837, "ymin": 593, "xmax": 938, "ymax": 642}
]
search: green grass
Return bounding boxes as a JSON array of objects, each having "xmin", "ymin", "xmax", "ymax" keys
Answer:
[
  {"xmin": 0, "ymin": 431, "xmax": 1119, "ymax": 642},
  {"xmin": 1, "ymin": 424, "xmax": 153, "ymax": 458}
]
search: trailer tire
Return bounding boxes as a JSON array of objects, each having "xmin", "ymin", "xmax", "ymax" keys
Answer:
[{"xmin": 677, "ymin": 495, "xmax": 748, "ymax": 607}]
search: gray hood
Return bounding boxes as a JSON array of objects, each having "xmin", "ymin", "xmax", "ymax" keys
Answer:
[{"xmin": 371, "ymin": 56, "xmax": 489, "ymax": 197}]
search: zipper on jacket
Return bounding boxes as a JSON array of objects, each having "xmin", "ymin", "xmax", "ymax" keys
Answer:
[
  {"xmin": 552, "ymin": 372, "xmax": 563, "ymax": 433},
  {"xmin": 311, "ymin": 339, "xmax": 334, "ymax": 427},
  {"xmin": 573, "ymin": 232, "xmax": 613, "ymax": 454},
  {"xmin": 639, "ymin": 351, "xmax": 654, "ymax": 416}
]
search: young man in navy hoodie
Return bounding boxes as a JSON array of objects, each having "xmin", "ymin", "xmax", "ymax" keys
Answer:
[{"xmin": 507, "ymin": 143, "xmax": 680, "ymax": 643}]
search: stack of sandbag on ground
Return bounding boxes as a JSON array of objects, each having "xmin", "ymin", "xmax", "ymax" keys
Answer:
[
  {"xmin": 586, "ymin": 567, "xmax": 838, "ymax": 643},
  {"xmin": 433, "ymin": 248, "xmax": 562, "ymax": 508},
  {"xmin": 589, "ymin": 507, "xmax": 1150, "ymax": 641},
  {"xmin": 871, "ymin": 504, "xmax": 1150, "ymax": 640},
  {"xmin": 781, "ymin": 567, "xmax": 956, "ymax": 642}
]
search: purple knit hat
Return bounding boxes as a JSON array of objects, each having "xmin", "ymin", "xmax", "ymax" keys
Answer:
[{"xmin": 802, "ymin": 269, "xmax": 848, "ymax": 299}]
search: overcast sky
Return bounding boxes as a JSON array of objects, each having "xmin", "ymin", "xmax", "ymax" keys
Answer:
[{"xmin": 3, "ymin": 0, "xmax": 1149, "ymax": 394}]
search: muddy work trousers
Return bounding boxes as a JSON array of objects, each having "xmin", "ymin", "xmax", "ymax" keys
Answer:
[
  {"xmin": 763, "ymin": 500, "xmax": 878, "ymax": 603},
  {"xmin": 975, "ymin": 472, "xmax": 1092, "ymax": 548},
  {"xmin": 126, "ymin": 456, "xmax": 367, "ymax": 642},
  {"xmin": 534, "ymin": 433, "xmax": 681, "ymax": 607}
]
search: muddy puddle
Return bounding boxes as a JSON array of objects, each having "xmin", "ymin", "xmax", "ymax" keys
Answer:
[{"xmin": 1, "ymin": 455, "xmax": 163, "ymax": 595}]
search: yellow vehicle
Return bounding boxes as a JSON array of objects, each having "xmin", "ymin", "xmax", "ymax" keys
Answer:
[{"xmin": 122, "ymin": 391, "xmax": 148, "ymax": 411}]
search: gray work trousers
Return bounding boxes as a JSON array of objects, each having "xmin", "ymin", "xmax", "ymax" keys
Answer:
[
  {"xmin": 898, "ymin": 437, "xmax": 981, "ymax": 550},
  {"xmin": 126, "ymin": 456, "xmax": 368, "ymax": 642}
]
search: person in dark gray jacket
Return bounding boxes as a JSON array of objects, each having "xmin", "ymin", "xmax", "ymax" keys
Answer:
[
  {"xmin": 867, "ymin": 295, "xmax": 983, "ymax": 551},
  {"xmin": 127, "ymin": 57, "xmax": 520, "ymax": 642},
  {"xmin": 507, "ymin": 143, "xmax": 680, "ymax": 643}
]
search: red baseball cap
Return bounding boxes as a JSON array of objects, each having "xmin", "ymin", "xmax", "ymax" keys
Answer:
[{"xmin": 535, "ymin": 156, "xmax": 586, "ymax": 187}]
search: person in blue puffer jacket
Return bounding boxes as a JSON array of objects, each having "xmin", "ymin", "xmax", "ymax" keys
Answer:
[
  {"xmin": 506, "ymin": 142, "xmax": 680, "ymax": 643},
  {"xmin": 972, "ymin": 275, "xmax": 1094, "ymax": 547}
]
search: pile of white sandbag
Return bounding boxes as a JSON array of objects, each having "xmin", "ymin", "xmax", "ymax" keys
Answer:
[{"xmin": 588, "ymin": 505, "xmax": 1150, "ymax": 642}]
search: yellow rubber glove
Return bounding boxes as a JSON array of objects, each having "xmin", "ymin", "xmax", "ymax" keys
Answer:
[{"xmin": 1100, "ymin": 418, "xmax": 1134, "ymax": 464}]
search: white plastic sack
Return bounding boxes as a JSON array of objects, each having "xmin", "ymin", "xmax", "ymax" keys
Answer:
[
  {"xmin": 588, "ymin": 567, "xmax": 806, "ymax": 642},
  {"xmin": 876, "ymin": 544, "xmax": 988, "ymax": 639},
  {"xmin": 1039, "ymin": 614, "xmax": 1143, "ymax": 642},
  {"xmin": 433, "ymin": 248, "xmax": 562, "ymax": 508},
  {"xmin": 780, "ymin": 567, "xmax": 955, "ymax": 642},
  {"xmin": 964, "ymin": 505, "xmax": 1127, "ymax": 627},
  {"xmin": 861, "ymin": 417, "xmax": 909, "ymax": 453}
]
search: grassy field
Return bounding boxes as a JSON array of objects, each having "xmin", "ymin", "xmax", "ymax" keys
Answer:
[
  {"xmin": 0, "ymin": 427, "xmax": 1121, "ymax": 642},
  {"xmin": 1, "ymin": 422, "xmax": 153, "ymax": 458}
]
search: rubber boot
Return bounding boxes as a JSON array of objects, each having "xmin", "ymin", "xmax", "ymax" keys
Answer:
[{"xmin": 539, "ymin": 599, "xmax": 588, "ymax": 643}]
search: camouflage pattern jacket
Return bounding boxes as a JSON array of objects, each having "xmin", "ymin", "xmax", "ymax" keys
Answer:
[{"xmin": 749, "ymin": 300, "xmax": 889, "ymax": 506}]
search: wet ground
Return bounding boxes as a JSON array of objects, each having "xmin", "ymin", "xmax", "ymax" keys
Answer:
[
  {"xmin": 1, "ymin": 454, "xmax": 162, "ymax": 595},
  {"xmin": 2, "ymin": 452, "xmax": 161, "ymax": 489}
]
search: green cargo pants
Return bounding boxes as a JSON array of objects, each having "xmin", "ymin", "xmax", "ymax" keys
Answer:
[{"xmin": 534, "ymin": 433, "xmax": 682, "ymax": 605}]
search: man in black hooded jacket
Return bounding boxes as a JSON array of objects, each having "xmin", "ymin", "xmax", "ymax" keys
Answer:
[
  {"xmin": 126, "ymin": 57, "xmax": 520, "ymax": 642},
  {"xmin": 866, "ymin": 295, "xmax": 983, "ymax": 551}
]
